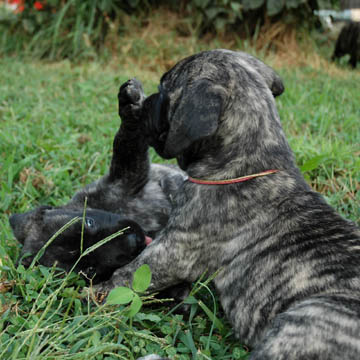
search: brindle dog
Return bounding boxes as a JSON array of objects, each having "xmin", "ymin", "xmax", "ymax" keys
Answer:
[{"xmin": 95, "ymin": 50, "xmax": 360, "ymax": 359}]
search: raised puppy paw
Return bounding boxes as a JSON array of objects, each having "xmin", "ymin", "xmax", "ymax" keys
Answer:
[{"xmin": 118, "ymin": 78, "xmax": 146, "ymax": 120}]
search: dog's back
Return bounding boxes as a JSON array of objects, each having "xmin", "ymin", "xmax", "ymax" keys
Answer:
[
  {"xmin": 251, "ymin": 293, "xmax": 360, "ymax": 359},
  {"xmin": 67, "ymin": 163, "xmax": 185, "ymax": 236},
  {"xmin": 213, "ymin": 186, "xmax": 360, "ymax": 357}
]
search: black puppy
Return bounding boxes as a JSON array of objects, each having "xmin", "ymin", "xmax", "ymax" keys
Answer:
[
  {"xmin": 332, "ymin": 22, "xmax": 360, "ymax": 68},
  {"xmin": 10, "ymin": 206, "xmax": 151, "ymax": 284},
  {"xmin": 9, "ymin": 79, "xmax": 185, "ymax": 284}
]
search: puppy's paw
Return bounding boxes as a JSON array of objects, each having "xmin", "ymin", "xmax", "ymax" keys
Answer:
[
  {"xmin": 118, "ymin": 78, "xmax": 145, "ymax": 120},
  {"xmin": 118, "ymin": 78, "xmax": 144, "ymax": 105},
  {"xmin": 92, "ymin": 279, "xmax": 116, "ymax": 298}
]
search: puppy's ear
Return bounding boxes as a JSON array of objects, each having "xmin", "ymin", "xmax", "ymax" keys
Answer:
[
  {"xmin": 269, "ymin": 74, "xmax": 284, "ymax": 97},
  {"xmin": 252, "ymin": 60, "xmax": 284, "ymax": 97},
  {"xmin": 164, "ymin": 79, "xmax": 224, "ymax": 158},
  {"xmin": 239, "ymin": 52, "xmax": 284, "ymax": 97}
]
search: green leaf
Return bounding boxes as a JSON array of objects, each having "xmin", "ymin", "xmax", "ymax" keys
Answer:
[
  {"xmin": 132, "ymin": 264, "xmax": 152, "ymax": 293},
  {"xmin": 69, "ymin": 338, "xmax": 88, "ymax": 354},
  {"xmin": 106, "ymin": 286, "xmax": 134, "ymax": 305},
  {"xmin": 243, "ymin": 0, "xmax": 264, "ymax": 10},
  {"xmin": 39, "ymin": 266, "xmax": 50, "ymax": 278},
  {"xmin": 179, "ymin": 331, "xmax": 197, "ymax": 359},
  {"xmin": 300, "ymin": 155, "xmax": 328, "ymax": 172},
  {"xmin": 267, "ymin": 0, "xmax": 285, "ymax": 16},
  {"xmin": 210, "ymin": 340, "xmax": 221, "ymax": 350},
  {"xmin": 286, "ymin": 0, "xmax": 303, "ymax": 9},
  {"xmin": 136, "ymin": 313, "xmax": 161, "ymax": 323},
  {"xmin": 198, "ymin": 300, "xmax": 226, "ymax": 336},
  {"xmin": 195, "ymin": 0, "xmax": 211, "ymax": 9},
  {"xmin": 183, "ymin": 295, "xmax": 198, "ymax": 304},
  {"xmin": 90, "ymin": 330, "xmax": 101, "ymax": 346},
  {"xmin": 230, "ymin": 2, "xmax": 242, "ymax": 12},
  {"xmin": 205, "ymin": 7, "xmax": 228, "ymax": 21},
  {"xmin": 232, "ymin": 346, "xmax": 249, "ymax": 359},
  {"xmin": 165, "ymin": 347, "xmax": 178, "ymax": 357},
  {"xmin": 127, "ymin": 293, "xmax": 142, "ymax": 317},
  {"xmin": 61, "ymin": 287, "xmax": 78, "ymax": 299}
]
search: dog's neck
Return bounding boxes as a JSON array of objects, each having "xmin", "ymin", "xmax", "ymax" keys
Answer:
[
  {"xmin": 183, "ymin": 109, "xmax": 298, "ymax": 180},
  {"xmin": 188, "ymin": 169, "xmax": 279, "ymax": 185},
  {"xmin": 183, "ymin": 140, "xmax": 296, "ymax": 180}
]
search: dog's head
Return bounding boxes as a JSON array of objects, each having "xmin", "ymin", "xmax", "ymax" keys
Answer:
[
  {"xmin": 142, "ymin": 49, "xmax": 287, "ymax": 171},
  {"xmin": 9, "ymin": 206, "xmax": 150, "ymax": 284}
]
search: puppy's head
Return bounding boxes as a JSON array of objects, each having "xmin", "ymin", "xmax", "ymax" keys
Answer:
[
  {"xmin": 9, "ymin": 206, "xmax": 149, "ymax": 284},
  {"xmin": 142, "ymin": 50, "xmax": 285, "ymax": 170}
]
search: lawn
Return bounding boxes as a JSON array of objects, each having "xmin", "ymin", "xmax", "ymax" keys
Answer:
[{"xmin": 0, "ymin": 53, "xmax": 359, "ymax": 359}]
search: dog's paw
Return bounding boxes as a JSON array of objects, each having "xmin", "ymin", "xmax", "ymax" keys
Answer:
[
  {"xmin": 118, "ymin": 78, "xmax": 144, "ymax": 105},
  {"xmin": 118, "ymin": 78, "xmax": 145, "ymax": 120},
  {"xmin": 92, "ymin": 279, "xmax": 116, "ymax": 297}
]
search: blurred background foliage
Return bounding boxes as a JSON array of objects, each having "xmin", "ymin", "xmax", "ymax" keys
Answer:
[{"xmin": 0, "ymin": 0, "xmax": 341, "ymax": 61}]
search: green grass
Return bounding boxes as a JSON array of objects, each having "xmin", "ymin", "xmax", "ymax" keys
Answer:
[
  {"xmin": 0, "ymin": 54, "xmax": 359, "ymax": 360},
  {"xmin": 277, "ymin": 67, "xmax": 360, "ymax": 221}
]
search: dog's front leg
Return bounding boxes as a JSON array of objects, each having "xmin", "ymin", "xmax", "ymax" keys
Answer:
[
  {"xmin": 93, "ymin": 238, "xmax": 185, "ymax": 294},
  {"xmin": 108, "ymin": 79, "xmax": 149, "ymax": 194},
  {"xmin": 94, "ymin": 190, "xmax": 209, "ymax": 295}
]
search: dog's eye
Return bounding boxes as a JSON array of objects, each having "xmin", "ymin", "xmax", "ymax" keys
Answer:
[{"xmin": 85, "ymin": 217, "xmax": 95, "ymax": 228}]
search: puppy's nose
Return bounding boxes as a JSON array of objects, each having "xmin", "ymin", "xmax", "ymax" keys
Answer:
[
  {"xmin": 9, "ymin": 213, "xmax": 21, "ymax": 229},
  {"xmin": 9, "ymin": 213, "xmax": 27, "ymax": 243},
  {"xmin": 126, "ymin": 233, "xmax": 147, "ymax": 254}
]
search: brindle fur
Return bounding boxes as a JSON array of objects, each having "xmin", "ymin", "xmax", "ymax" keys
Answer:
[{"xmin": 95, "ymin": 50, "xmax": 360, "ymax": 359}]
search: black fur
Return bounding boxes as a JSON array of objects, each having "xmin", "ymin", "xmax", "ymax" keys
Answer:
[
  {"xmin": 10, "ymin": 79, "xmax": 186, "ymax": 284},
  {"xmin": 332, "ymin": 22, "xmax": 360, "ymax": 68},
  {"xmin": 10, "ymin": 207, "xmax": 147, "ymax": 284}
]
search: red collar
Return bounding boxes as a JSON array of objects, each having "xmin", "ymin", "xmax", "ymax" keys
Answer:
[{"xmin": 187, "ymin": 170, "xmax": 279, "ymax": 185}]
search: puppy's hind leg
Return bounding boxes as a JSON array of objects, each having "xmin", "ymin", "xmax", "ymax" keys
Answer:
[{"xmin": 250, "ymin": 294, "xmax": 360, "ymax": 360}]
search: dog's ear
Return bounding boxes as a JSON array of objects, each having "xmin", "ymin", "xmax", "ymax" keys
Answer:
[
  {"xmin": 163, "ymin": 79, "xmax": 224, "ymax": 158},
  {"xmin": 251, "ymin": 60, "xmax": 284, "ymax": 97},
  {"xmin": 238, "ymin": 52, "xmax": 284, "ymax": 97},
  {"xmin": 269, "ymin": 74, "xmax": 284, "ymax": 97}
]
